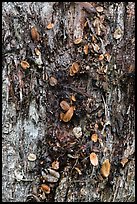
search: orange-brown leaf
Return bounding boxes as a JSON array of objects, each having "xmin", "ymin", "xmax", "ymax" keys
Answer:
[
  {"xmin": 100, "ymin": 159, "xmax": 111, "ymax": 177},
  {"xmin": 62, "ymin": 106, "xmax": 75, "ymax": 122},
  {"xmin": 21, "ymin": 60, "xmax": 30, "ymax": 70},
  {"xmin": 90, "ymin": 152, "xmax": 98, "ymax": 166},
  {"xmin": 74, "ymin": 37, "xmax": 82, "ymax": 45},
  {"xmin": 31, "ymin": 26, "xmax": 40, "ymax": 41},
  {"xmin": 47, "ymin": 22, "xmax": 54, "ymax": 29},
  {"xmin": 41, "ymin": 184, "xmax": 50, "ymax": 194},
  {"xmin": 91, "ymin": 133, "xmax": 98, "ymax": 142},
  {"xmin": 60, "ymin": 100, "xmax": 70, "ymax": 111}
]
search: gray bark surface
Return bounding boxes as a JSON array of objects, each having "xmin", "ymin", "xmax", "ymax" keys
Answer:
[{"xmin": 2, "ymin": 2, "xmax": 135, "ymax": 202}]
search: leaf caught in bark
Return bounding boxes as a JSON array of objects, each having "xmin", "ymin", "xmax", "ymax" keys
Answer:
[
  {"xmin": 74, "ymin": 37, "xmax": 82, "ymax": 45},
  {"xmin": 69, "ymin": 62, "xmax": 80, "ymax": 76},
  {"xmin": 47, "ymin": 22, "xmax": 54, "ymax": 29},
  {"xmin": 60, "ymin": 100, "xmax": 70, "ymax": 111},
  {"xmin": 41, "ymin": 184, "xmax": 50, "ymax": 194},
  {"xmin": 31, "ymin": 26, "xmax": 40, "ymax": 41},
  {"xmin": 21, "ymin": 60, "xmax": 30, "ymax": 70},
  {"xmin": 90, "ymin": 152, "xmax": 98, "ymax": 166},
  {"xmin": 62, "ymin": 106, "xmax": 75, "ymax": 122},
  {"xmin": 100, "ymin": 159, "xmax": 111, "ymax": 177}
]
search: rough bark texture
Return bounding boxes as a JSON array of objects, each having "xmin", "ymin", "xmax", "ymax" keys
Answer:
[{"xmin": 2, "ymin": 2, "xmax": 135, "ymax": 202}]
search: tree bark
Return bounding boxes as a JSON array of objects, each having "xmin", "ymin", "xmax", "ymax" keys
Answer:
[{"xmin": 2, "ymin": 2, "xmax": 135, "ymax": 202}]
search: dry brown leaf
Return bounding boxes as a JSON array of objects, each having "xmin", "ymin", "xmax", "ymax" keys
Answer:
[
  {"xmin": 100, "ymin": 159, "xmax": 111, "ymax": 177},
  {"xmin": 41, "ymin": 184, "xmax": 50, "ymax": 194},
  {"xmin": 71, "ymin": 95, "xmax": 76, "ymax": 102},
  {"xmin": 69, "ymin": 62, "xmax": 80, "ymax": 76},
  {"xmin": 31, "ymin": 26, "xmax": 40, "ymax": 41},
  {"xmin": 47, "ymin": 22, "xmax": 54, "ymax": 29},
  {"xmin": 52, "ymin": 161, "xmax": 60, "ymax": 170},
  {"xmin": 60, "ymin": 112, "xmax": 64, "ymax": 121},
  {"xmin": 74, "ymin": 37, "xmax": 82, "ymax": 44},
  {"xmin": 62, "ymin": 106, "xmax": 75, "ymax": 122},
  {"xmin": 21, "ymin": 60, "xmax": 30, "ymax": 70},
  {"xmin": 91, "ymin": 133, "xmax": 98, "ymax": 142},
  {"xmin": 60, "ymin": 100, "xmax": 70, "ymax": 111},
  {"xmin": 90, "ymin": 152, "xmax": 98, "ymax": 166},
  {"xmin": 83, "ymin": 45, "xmax": 89, "ymax": 55},
  {"xmin": 120, "ymin": 158, "xmax": 128, "ymax": 167},
  {"xmin": 98, "ymin": 54, "xmax": 104, "ymax": 61}
]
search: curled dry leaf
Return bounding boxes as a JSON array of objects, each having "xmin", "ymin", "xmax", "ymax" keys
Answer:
[
  {"xmin": 113, "ymin": 27, "xmax": 123, "ymax": 39},
  {"xmin": 34, "ymin": 48, "xmax": 41, "ymax": 56},
  {"xmin": 28, "ymin": 153, "xmax": 37, "ymax": 161},
  {"xmin": 52, "ymin": 160, "xmax": 60, "ymax": 170},
  {"xmin": 91, "ymin": 133, "xmax": 98, "ymax": 142},
  {"xmin": 49, "ymin": 76, "xmax": 58, "ymax": 86},
  {"xmin": 60, "ymin": 100, "xmax": 70, "ymax": 111},
  {"xmin": 69, "ymin": 62, "xmax": 80, "ymax": 76},
  {"xmin": 83, "ymin": 45, "xmax": 89, "ymax": 55},
  {"xmin": 47, "ymin": 22, "xmax": 54, "ymax": 29},
  {"xmin": 90, "ymin": 152, "xmax": 98, "ymax": 166},
  {"xmin": 96, "ymin": 6, "xmax": 104, "ymax": 13},
  {"xmin": 71, "ymin": 95, "xmax": 76, "ymax": 102},
  {"xmin": 62, "ymin": 106, "xmax": 75, "ymax": 122},
  {"xmin": 31, "ymin": 26, "xmax": 40, "ymax": 41},
  {"xmin": 21, "ymin": 60, "xmax": 30, "ymax": 70},
  {"xmin": 98, "ymin": 54, "xmax": 104, "ymax": 61},
  {"xmin": 100, "ymin": 159, "xmax": 111, "ymax": 178},
  {"xmin": 74, "ymin": 37, "xmax": 82, "ymax": 44},
  {"xmin": 41, "ymin": 184, "xmax": 50, "ymax": 194},
  {"xmin": 120, "ymin": 157, "xmax": 128, "ymax": 167}
]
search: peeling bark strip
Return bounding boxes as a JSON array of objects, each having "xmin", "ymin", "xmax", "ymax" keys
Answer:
[{"xmin": 2, "ymin": 2, "xmax": 135, "ymax": 202}]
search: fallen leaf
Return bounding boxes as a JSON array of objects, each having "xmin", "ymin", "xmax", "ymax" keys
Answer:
[
  {"xmin": 41, "ymin": 184, "xmax": 50, "ymax": 194},
  {"xmin": 98, "ymin": 54, "xmax": 104, "ymax": 61},
  {"xmin": 91, "ymin": 133, "xmax": 98, "ymax": 142},
  {"xmin": 47, "ymin": 22, "xmax": 54, "ymax": 29},
  {"xmin": 31, "ymin": 26, "xmax": 40, "ymax": 41},
  {"xmin": 62, "ymin": 106, "xmax": 75, "ymax": 122},
  {"xmin": 90, "ymin": 152, "xmax": 98, "ymax": 166},
  {"xmin": 21, "ymin": 60, "xmax": 30, "ymax": 70},
  {"xmin": 69, "ymin": 62, "xmax": 80, "ymax": 76},
  {"xmin": 71, "ymin": 95, "xmax": 76, "ymax": 102},
  {"xmin": 52, "ymin": 160, "xmax": 60, "ymax": 170},
  {"xmin": 60, "ymin": 100, "xmax": 70, "ymax": 111},
  {"xmin": 120, "ymin": 157, "xmax": 128, "ymax": 167},
  {"xmin": 74, "ymin": 37, "xmax": 82, "ymax": 44},
  {"xmin": 100, "ymin": 159, "xmax": 111, "ymax": 177}
]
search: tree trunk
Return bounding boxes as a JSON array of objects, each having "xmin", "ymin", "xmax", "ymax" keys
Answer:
[{"xmin": 2, "ymin": 2, "xmax": 135, "ymax": 202}]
